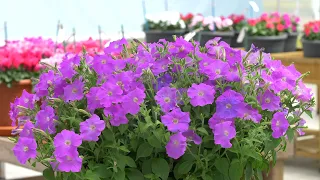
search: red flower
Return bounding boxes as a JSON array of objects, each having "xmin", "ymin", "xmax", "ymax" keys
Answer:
[
  {"xmin": 276, "ymin": 23, "xmax": 285, "ymax": 32},
  {"xmin": 266, "ymin": 21, "xmax": 275, "ymax": 29},
  {"xmin": 248, "ymin": 19, "xmax": 258, "ymax": 26}
]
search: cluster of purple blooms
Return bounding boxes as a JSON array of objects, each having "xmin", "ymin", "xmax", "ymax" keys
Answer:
[{"xmin": 9, "ymin": 36, "xmax": 313, "ymax": 173}]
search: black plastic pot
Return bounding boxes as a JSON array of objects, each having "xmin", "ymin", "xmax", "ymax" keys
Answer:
[
  {"xmin": 302, "ymin": 39, "xmax": 320, "ymax": 57},
  {"xmin": 198, "ymin": 31, "xmax": 235, "ymax": 46},
  {"xmin": 244, "ymin": 34, "xmax": 288, "ymax": 53},
  {"xmin": 145, "ymin": 30, "xmax": 185, "ymax": 43},
  {"xmin": 230, "ymin": 31, "xmax": 244, "ymax": 47},
  {"xmin": 284, "ymin": 32, "xmax": 298, "ymax": 52}
]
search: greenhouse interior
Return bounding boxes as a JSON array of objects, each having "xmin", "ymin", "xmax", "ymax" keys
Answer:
[{"xmin": 1, "ymin": 0, "xmax": 320, "ymax": 180}]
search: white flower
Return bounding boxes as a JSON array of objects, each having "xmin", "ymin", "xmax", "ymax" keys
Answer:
[
  {"xmin": 178, "ymin": 20, "xmax": 186, "ymax": 29},
  {"xmin": 222, "ymin": 18, "xmax": 233, "ymax": 28}
]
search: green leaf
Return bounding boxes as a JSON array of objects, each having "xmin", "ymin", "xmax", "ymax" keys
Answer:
[
  {"xmin": 94, "ymin": 165, "xmax": 112, "ymax": 178},
  {"xmin": 214, "ymin": 158, "xmax": 229, "ymax": 177},
  {"xmin": 136, "ymin": 142, "xmax": 153, "ymax": 160},
  {"xmin": 125, "ymin": 156, "xmax": 137, "ymax": 168},
  {"xmin": 177, "ymin": 161, "xmax": 194, "ymax": 175},
  {"xmin": 229, "ymin": 160, "xmax": 243, "ymax": 180},
  {"xmin": 243, "ymin": 147, "xmax": 262, "ymax": 161},
  {"xmin": 85, "ymin": 170, "xmax": 101, "ymax": 180},
  {"xmin": 118, "ymin": 124, "xmax": 128, "ymax": 134},
  {"xmin": 152, "ymin": 158, "xmax": 170, "ymax": 180},
  {"xmin": 286, "ymin": 128, "xmax": 295, "ymax": 143},
  {"xmin": 126, "ymin": 168, "xmax": 144, "ymax": 180},
  {"xmin": 119, "ymin": 146, "xmax": 130, "ymax": 153},
  {"xmin": 114, "ymin": 170, "xmax": 125, "ymax": 180},
  {"xmin": 142, "ymin": 159, "xmax": 153, "ymax": 175},
  {"xmin": 43, "ymin": 168, "xmax": 55, "ymax": 180},
  {"xmin": 201, "ymin": 174, "xmax": 214, "ymax": 180},
  {"xmin": 147, "ymin": 135, "xmax": 162, "ymax": 148},
  {"xmin": 305, "ymin": 110, "xmax": 313, "ymax": 118},
  {"xmin": 102, "ymin": 128, "xmax": 115, "ymax": 143},
  {"xmin": 197, "ymin": 127, "xmax": 209, "ymax": 135},
  {"xmin": 264, "ymin": 138, "xmax": 281, "ymax": 153},
  {"xmin": 255, "ymin": 170, "xmax": 263, "ymax": 180},
  {"xmin": 245, "ymin": 164, "xmax": 253, "ymax": 180},
  {"xmin": 173, "ymin": 162, "xmax": 183, "ymax": 179}
]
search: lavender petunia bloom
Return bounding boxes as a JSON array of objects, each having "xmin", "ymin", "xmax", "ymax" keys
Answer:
[
  {"xmin": 182, "ymin": 130, "xmax": 202, "ymax": 145},
  {"xmin": 151, "ymin": 56, "xmax": 171, "ymax": 76},
  {"xmin": 161, "ymin": 108, "xmax": 190, "ymax": 133},
  {"xmin": 225, "ymin": 65, "xmax": 241, "ymax": 82},
  {"xmin": 53, "ymin": 130, "xmax": 82, "ymax": 157},
  {"xmin": 108, "ymin": 71, "xmax": 134, "ymax": 92},
  {"xmin": 53, "ymin": 76, "xmax": 68, "ymax": 98},
  {"xmin": 154, "ymin": 74, "xmax": 173, "ymax": 92},
  {"xmin": 294, "ymin": 81, "xmax": 313, "ymax": 102},
  {"xmin": 225, "ymin": 47, "xmax": 241, "ymax": 66},
  {"xmin": 213, "ymin": 121, "xmax": 236, "ymax": 148},
  {"xmin": 35, "ymin": 106, "xmax": 56, "ymax": 134},
  {"xmin": 201, "ymin": 59, "xmax": 229, "ymax": 80},
  {"xmin": 155, "ymin": 87, "xmax": 178, "ymax": 113},
  {"xmin": 258, "ymin": 90, "xmax": 281, "ymax": 111},
  {"xmin": 297, "ymin": 119, "xmax": 306, "ymax": 136},
  {"xmin": 165, "ymin": 132, "xmax": 187, "ymax": 159},
  {"xmin": 168, "ymin": 37, "xmax": 194, "ymax": 58},
  {"xmin": 187, "ymin": 83, "xmax": 216, "ymax": 107},
  {"xmin": 56, "ymin": 151, "xmax": 82, "ymax": 172},
  {"xmin": 215, "ymin": 89, "xmax": 245, "ymax": 119},
  {"xmin": 122, "ymin": 88, "xmax": 146, "ymax": 115},
  {"xmin": 104, "ymin": 104, "xmax": 128, "ymax": 126},
  {"xmin": 80, "ymin": 114, "xmax": 105, "ymax": 141},
  {"xmin": 86, "ymin": 87, "xmax": 103, "ymax": 112},
  {"xmin": 97, "ymin": 82, "xmax": 123, "ymax": 108},
  {"xmin": 13, "ymin": 137, "xmax": 37, "ymax": 164},
  {"xmin": 18, "ymin": 90, "xmax": 37, "ymax": 109},
  {"xmin": 239, "ymin": 104, "xmax": 262, "ymax": 123},
  {"xmin": 63, "ymin": 79, "xmax": 85, "ymax": 102},
  {"xmin": 271, "ymin": 112, "xmax": 289, "ymax": 138},
  {"xmin": 19, "ymin": 121, "xmax": 34, "ymax": 138},
  {"xmin": 59, "ymin": 54, "xmax": 81, "ymax": 79}
]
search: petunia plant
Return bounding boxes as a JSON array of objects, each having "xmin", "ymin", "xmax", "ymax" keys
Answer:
[
  {"xmin": 10, "ymin": 37, "xmax": 314, "ymax": 180},
  {"xmin": 247, "ymin": 12, "xmax": 286, "ymax": 36},
  {"xmin": 303, "ymin": 20, "xmax": 320, "ymax": 40}
]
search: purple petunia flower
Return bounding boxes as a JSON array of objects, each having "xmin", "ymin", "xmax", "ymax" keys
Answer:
[
  {"xmin": 35, "ymin": 106, "xmax": 56, "ymax": 134},
  {"xmin": 104, "ymin": 38, "xmax": 128, "ymax": 54},
  {"xmin": 56, "ymin": 151, "xmax": 82, "ymax": 172},
  {"xmin": 182, "ymin": 130, "xmax": 202, "ymax": 145},
  {"xmin": 80, "ymin": 114, "xmax": 105, "ymax": 141},
  {"xmin": 187, "ymin": 83, "xmax": 216, "ymax": 107},
  {"xmin": 59, "ymin": 54, "xmax": 81, "ymax": 79},
  {"xmin": 91, "ymin": 55, "xmax": 114, "ymax": 76},
  {"xmin": 18, "ymin": 90, "xmax": 37, "ymax": 109},
  {"xmin": 155, "ymin": 87, "xmax": 178, "ymax": 113},
  {"xmin": 271, "ymin": 112, "xmax": 289, "ymax": 138},
  {"xmin": 122, "ymin": 88, "xmax": 146, "ymax": 115},
  {"xmin": 165, "ymin": 132, "xmax": 187, "ymax": 159},
  {"xmin": 161, "ymin": 108, "xmax": 190, "ymax": 132},
  {"xmin": 53, "ymin": 76, "xmax": 68, "ymax": 98},
  {"xmin": 86, "ymin": 87, "xmax": 103, "ymax": 112},
  {"xmin": 201, "ymin": 59, "xmax": 230, "ymax": 80},
  {"xmin": 151, "ymin": 56, "xmax": 171, "ymax": 76},
  {"xmin": 154, "ymin": 74, "xmax": 173, "ymax": 92},
  {"xmin": 63, "ymin": 79, "xmax": 85, "ymax": 102},
  {"xmin": 239, "ymin": 104, "xmax": 262, "ymax": 123},
  {"xmin": 35, "ymin": 70, "xmax": 55, "ymax": 97},
  {"xmin": 215, "ymin": 89, "xmax": 245, "ymax": 119},
  {"xmin": 104, "ymin": 104, "xmax": 128, "ymax": 126},
  {"xmin": 108, "ymin": 71, "xmax": 135, "ymax": 92},
  {"xmin": 97, "ymin": 82, "xmax": 123, "ymax": 108},
  {"xmin": 208, "ymin": 113, "xmax": 235, "ymax": 131},
  {"xmin": 168, "ymin": 37, "xmax": 194, "ymax": 58},
  {"xmin": 213, "ymin": 121, "xmax": 236, "ymax": 148},
  {"xmin": 225, "ymin": 47, "xmax": 241, "ymax": 66},
  {"xmin": 270, "ymin": 68, "xmax": 296, "ymax": 93},
  {"xmin": 258, "ymin": 90, "xmax": 281, "ymax": 111},
  {"xmin": 19, "ymin": 121, "xmax": 34, "ymax": 138},
  {"xmin": 13, "ymin": 137, "xmax": 37, "ymax": 164},
  {"xmin": 53, "ymin": 130, "xmax": 82, "ymax": 157},
  {"xmin": 294, "ymin": 81, "xmax": 313, "ymax": 102}
]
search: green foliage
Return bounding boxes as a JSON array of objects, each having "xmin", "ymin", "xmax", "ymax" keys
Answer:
[{"xmin": 0, "ymin": 66, "xmax": 39, "ymax": 87}]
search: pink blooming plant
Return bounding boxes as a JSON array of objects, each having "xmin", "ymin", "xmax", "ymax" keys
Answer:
[{"xmin": 9, "ymin": 37, "xmax": 314, "ymax": 179}]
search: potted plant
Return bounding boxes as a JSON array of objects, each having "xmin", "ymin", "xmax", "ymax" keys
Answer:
[
  {"xmin": 9, "ymin": 38, "xmax": 314, "ymax": 179},
  {"xmin": 282, "ymin": 13, "xmax": 300, "ymax": 52},
  {"xmin": 0, "ymin": 37, "xmax": 56, "ymax": 135},
  {"xmin": 302, "ymin": 20, "xmax": 320, "ymax": 57},
  {"xmin": 245, "ymin": 12, "xmax": 288, "ymax": 53},
  {"xmin": 228, "ymin": 14, "xmax": 246, "ymax": 47},
  {"xmin": 191, "ymin": 15, "xmax": 234, "ymax": 46},
  {"xmin": 181, "ymin": 12, "xmax": 194, "ymax": 33},
  {"xmin": 143, "ymin": 11, "xmax": 186, "ymax": 43}
]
